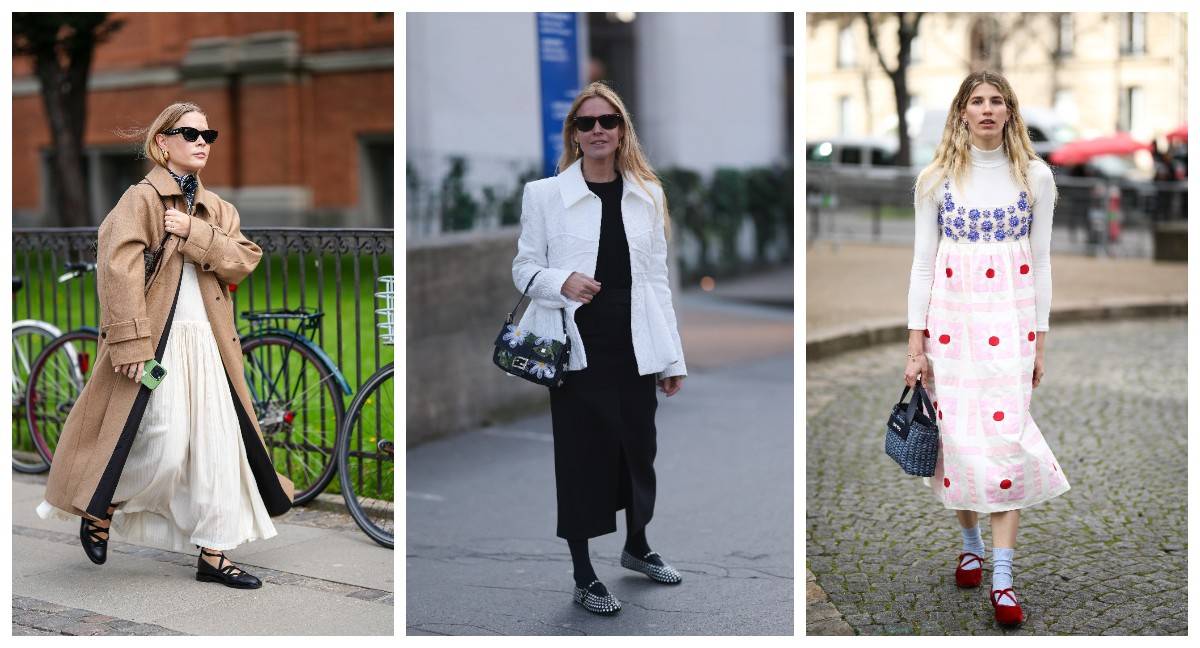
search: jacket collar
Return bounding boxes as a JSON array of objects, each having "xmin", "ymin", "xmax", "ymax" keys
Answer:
[
  {"xmin": 145, "ymin": 164, "xmax": 213, "ymax": 211},
  {"xmin": 557, "ymin": 158, "xmax": 655, "ymax": 209}
]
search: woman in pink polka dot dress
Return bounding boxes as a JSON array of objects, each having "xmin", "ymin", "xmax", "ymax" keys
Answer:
[{"xmin": 904, "ymin": 72, "xmax": 1069, "ymax": 627}]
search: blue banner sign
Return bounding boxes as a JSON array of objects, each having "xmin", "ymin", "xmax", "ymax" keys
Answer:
[{"xmin": 537, "ymin": 12, "xmax": 581, "ymax": 179}]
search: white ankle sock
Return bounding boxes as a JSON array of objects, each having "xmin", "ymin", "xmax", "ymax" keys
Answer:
[
  {"xmin": 960, "ymin": 525, "xmax": 984, "ymax": 568},
  {"xmin": 991, "ymin": 547, "xmax": 1016, "ymax": 605}
]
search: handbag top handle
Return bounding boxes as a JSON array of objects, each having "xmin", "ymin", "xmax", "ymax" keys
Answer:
[
  {"xmin": 897, "ymin": 380, "xmax": 935, "ymax": 427},
  {"xmin": 505, "ymin": 270, "xmax": 568, "ymax": 336}
]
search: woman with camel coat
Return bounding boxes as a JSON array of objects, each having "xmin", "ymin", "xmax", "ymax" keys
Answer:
[{"xmin": 36, "ymin": 102, "xmax": 293, "ymax": 589}]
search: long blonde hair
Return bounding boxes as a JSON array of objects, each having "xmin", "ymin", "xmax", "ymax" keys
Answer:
[
  {"xmin": 558, "ymin": 82, "xmax": 671, "ymax": 237},
  {"xmin": 915, "ymin": 71, "xmax": 1051, "ymax": 205},
  {"xmin": 117, "ymin": 102, "xmax": 206, "ymax": 174}
]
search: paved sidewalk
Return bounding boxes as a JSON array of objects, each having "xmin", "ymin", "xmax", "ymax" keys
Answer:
[
  {"xmin": 11, "ymin": 475, "xmax": 393, "ymax": 635},
  {"xmin": 407, "ymin": 285, "xmax": 795, "ymax": 635},
  {"xmin": 806, "ymin": 241, "xmax": 1186, "ymax": 341},
  {"xmin": 805, "ymin": 317, "xmax": 1187, "ymax": 635}
]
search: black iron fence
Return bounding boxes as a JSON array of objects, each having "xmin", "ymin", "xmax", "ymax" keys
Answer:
[
  {"xmin": 806, "ymin": 168, "xmax": 1187, "ymax": 257},
  {"xmin": 11, "ymin": 228, "xmax": 396, "ymax": 501}
]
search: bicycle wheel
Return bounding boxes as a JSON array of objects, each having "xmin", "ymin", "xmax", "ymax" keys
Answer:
[
  {"xmin": 242, "ymin": 333, "xmax": 345, "ymax": 505},
  {"xmin": 25, "ymin": 329, "xmax": 96, "ymax": 466},
  {"xmin": 12, "ymin": 323, "xmax": 61, "ymax": 472},
  {"xmin": 339, "ymin": 363, "xmax": 394, "ymax": 548}
]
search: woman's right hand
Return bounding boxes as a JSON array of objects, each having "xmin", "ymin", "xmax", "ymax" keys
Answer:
[
  {"xmin": 114, "ymin": 361, "xmax": 145, "ymax": 383},
  {"xmin": 904, "ymin": 353, "xmax": 929, "ymax": 388},
  {"xmin": 561, "ymin": 272, "xmax": 601, "ymax": 304}
]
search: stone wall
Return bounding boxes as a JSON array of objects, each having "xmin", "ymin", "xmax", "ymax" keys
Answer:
[{"xmin": 406, "ymin": 227, "xmax": 549, "ymax": 446}]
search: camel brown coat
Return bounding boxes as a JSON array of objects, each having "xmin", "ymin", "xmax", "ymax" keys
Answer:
[{"xmin": 43, "ymin": 164, "xmax": 294, "ymax": 522}]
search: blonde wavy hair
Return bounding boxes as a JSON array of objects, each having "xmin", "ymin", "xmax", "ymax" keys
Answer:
[
  {"xmin": 915, "ymin": 71, "xmax": 1053, "ymax": 205},
  {"xmin": 558, "ymin": 82, "xmax": 671, "ymax": 238},
  {"xmin": 117, "ymin": 102, "xmax": 206, "ymax": 174}
]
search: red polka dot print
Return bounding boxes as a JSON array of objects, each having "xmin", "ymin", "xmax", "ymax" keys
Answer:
[
  {"xmin": 924, "ymin": 329, "xmax": 930, "ymax": 338},
  {"xmin": 944, "ymin": 478, "xmax": 950, "ymax": 488},
  {"xmin": 946, "ymin": 268, "xmax": 953, "ymax": 278},
  {"xmin": 1028, "ymin": 331, "xmax": 1036, "ymax": 342},
  {"xmin": 988, "ymin": 336, "xmax": 1000, "ymax": 346},
  {"xmin": 1020, "ymin": 264, "xmax": 1030, "ymax": 274},
  {"xmin": 938, "ymin": 410, "xmax": 943, "ymax": 420},
  {"xmin": 939, "ymin": 334, "xmax": 951, "ymax": 344},
  {"xmin": 999, "ymin": 479, "xmax": 1012, "ymax": 490},
  {"xmin": 986, "ymin": 268, "xmax": 995, "ymax": 278},
  {"xmin": 993, "ymin": 411, "xmax": 1004, "ymax": 422}
]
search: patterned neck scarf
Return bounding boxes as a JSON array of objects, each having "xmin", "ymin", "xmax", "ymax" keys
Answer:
[{"xmin": 167, "ymin": 168, "xmax": 197, "ymax": 212}]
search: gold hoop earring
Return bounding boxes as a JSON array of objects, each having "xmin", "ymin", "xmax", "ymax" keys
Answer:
[{"xmin": 162, "ymin": 149, "xmax": 169, "ymax": 162}]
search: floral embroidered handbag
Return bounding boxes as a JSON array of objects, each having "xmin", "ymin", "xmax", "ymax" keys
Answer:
[
  {"xmin": 493, "ymin": 271, "xmax": 572, "ymax": 388},
  {"xmin": 884, "ymin": 379, "xmax": 940, "ymax": 477}
]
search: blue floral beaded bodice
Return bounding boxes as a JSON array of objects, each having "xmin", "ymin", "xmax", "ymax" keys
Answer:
[{"xmin": 936, "ymin": 180, "xmax": 1032, "ymax": 243}]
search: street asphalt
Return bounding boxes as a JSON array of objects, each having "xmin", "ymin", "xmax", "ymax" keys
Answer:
[
  {"xmin": 805, "ymin": 317, "xmax": 1187, "ymax": 635},
  {"xmin": 406, "ymin": 286, "xmax": 795, "ymax": 635},
  {"xmin": 11, "ymin": 474, "xmax": 394, "ymax": 636}
]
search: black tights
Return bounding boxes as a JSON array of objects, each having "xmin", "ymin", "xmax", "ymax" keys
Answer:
[{"xmin": 567, "ymin": 508, "xmax": 651, "ymax": 587}]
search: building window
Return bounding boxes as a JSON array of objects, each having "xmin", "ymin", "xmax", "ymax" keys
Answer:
[
  {"xmin": 838, "ymin": 95, "xmax": 853, "ymax": 137},
  {"xmin": 41, "ymin": 148, "xmax": 146, "ymax": 225},
  {"xmin": 1055, "ymin": 14, "xmax": 1074, "ymax": 58},
  {"xmin": 1121, "ymin": 13, "xmax": 1146, "ymax": 55},
  {"xmin": 837, "ymin": 25, "xmax": 856, "ymax": 68},
  {"xmin": 1118, "ymin": 86, "xmax": 1144, "ymax": 134},
  {"xmin": 360, "ymin": 135, "xmax": 394, "ymax": 227}
]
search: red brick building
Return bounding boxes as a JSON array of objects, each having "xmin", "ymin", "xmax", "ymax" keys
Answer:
[{"xmin": 12, "ymin": 12, "xmax": 394, "ymax": 227}]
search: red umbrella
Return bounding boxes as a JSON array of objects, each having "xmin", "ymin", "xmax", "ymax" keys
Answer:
[
  {"xmin": 1166, "ymin": 123, "xmax": 1187, "ymax": 142},
  {"xmin": 1049, "ymin": 133, "xmax": 1151, "ymax": 166}
]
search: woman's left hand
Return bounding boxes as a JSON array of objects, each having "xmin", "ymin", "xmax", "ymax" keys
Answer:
[
  {"xmin": 164, "ymin": 208, "xmax": 191, "ymax": 238},
  {"xmin": 1032, "ymin": 353, "xmax": 1045, "ymax": 389},
  {"xmin": 658, "ymin": 376, "xmax": 684, "ymax": 397}
]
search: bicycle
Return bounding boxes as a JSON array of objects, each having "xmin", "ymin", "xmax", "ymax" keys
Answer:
[
  {"xmin": 338, "ymin": 275, "xmax": 394, "ymax": 548},
  {"xmin": 19, "ymin": 263, "xmax": 99, "ymax": 471},
  {"xmin": 239, "ymin": 306, "xmax": 352, "ymax": 505}
]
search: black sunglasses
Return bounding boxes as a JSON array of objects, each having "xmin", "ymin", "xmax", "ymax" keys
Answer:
[
  {"xmin": 163, "ymin": 126, "xmax": 219, "ymax": 144},
  {"xmin": 573, "ymin": 113, "xmax": 623, "ymax": 132}
]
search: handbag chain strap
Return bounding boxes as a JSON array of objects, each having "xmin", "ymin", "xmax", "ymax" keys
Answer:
[{"xmin": 505, "ymin": 270, "xmax": 568, "ymax": 337}]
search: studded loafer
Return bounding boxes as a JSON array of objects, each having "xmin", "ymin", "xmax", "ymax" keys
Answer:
[
  {"xmin": 620, "ymin": 550, "xmax": 683, "ymax": 584},
  {"xmin": 991, "ymin": 588, "xmax": 1025, "ymax": 626},
  {"xmin": 196, "ymin": 548, "xmax": 262, "ymax": 589},
  {"xmin": 955, "ymin": 552, "xmax": 984, "ymax": 588},
  {"xmin": 573, "ymin": 579, "xmax": 621, "ymax": 615},
  {"xmin": 80, "ymin": 508, "xmax": 114, "ymax": 565}
]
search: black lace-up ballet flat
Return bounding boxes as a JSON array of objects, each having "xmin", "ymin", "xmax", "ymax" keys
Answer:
[
  {"xmin": 573, "ymin": 579, "xmax": 621, "ymax": 615},
  {"xmin": 620, "ymin": 550, "xmax": 683, "ymax": 584},
  {"xmin": 195, "ymin": 547, "xmax": 262, "ymax": 589},
  {"xmin": 80, "ymin": 506, "xmax": 115, "ymax": 565}
]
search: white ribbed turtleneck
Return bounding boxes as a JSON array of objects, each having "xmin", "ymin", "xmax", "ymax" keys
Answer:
[{"xmin": 907, "ymin": 144, "xmax": 1056, "ymax": 331}]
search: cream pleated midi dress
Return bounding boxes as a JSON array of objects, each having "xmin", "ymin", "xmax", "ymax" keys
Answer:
[
  {"xmin": 38, "ymin": 260, "xmax": 277, "ymax": 551},
  {"xmin": 907, "ymin": 144, "xmax": 1070, "ymax": 513}
]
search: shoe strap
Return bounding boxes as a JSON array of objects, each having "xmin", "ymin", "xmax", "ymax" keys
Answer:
[
  {"xmin": 957, "ymin": 552, "xmax": 983, "ymax": 569},
  {"xmin": 991, "ymin": 588, "xmax": 1018, "ymax": 606},
  {"xmin": 200, "ymin": 549, "xmax": 243, "ymax": 576},
  {"xmin": 85, "ymin": 519, "xmax": 110, "ymax": 544}
]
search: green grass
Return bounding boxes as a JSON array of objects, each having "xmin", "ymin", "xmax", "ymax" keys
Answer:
[{"xmin": 12, "ymin": 252, "xmax": 394, "ymax": 502}]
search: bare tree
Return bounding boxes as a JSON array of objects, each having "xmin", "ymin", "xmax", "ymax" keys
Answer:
[
  {"xmin": 862, "ymin": 12, "xmax": 924, "ymax": 167},
  {"xmin": 13, "ymin": 13, "xmax": 123, "ymax": 227}
]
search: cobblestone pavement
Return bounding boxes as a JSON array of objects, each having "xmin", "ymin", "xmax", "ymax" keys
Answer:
[
  {"xmin": 13, "ymin": 596, "xmax": 187, "ymax": 636},
  {"xmin": 806, "ymin": 317, "xmax": 1187, "ymax": 635}
]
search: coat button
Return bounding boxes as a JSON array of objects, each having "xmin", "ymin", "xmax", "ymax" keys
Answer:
[
  {"xmin": 203, "ymin": 264, "xmax": 212, "ymax": 270},
  {"xmin": 100, "ymin": 332, "xmax": 106, "ymax": 339},
  {"xmin": 216, "ymin": 295, "xmax": 222, "ymax": 301}
]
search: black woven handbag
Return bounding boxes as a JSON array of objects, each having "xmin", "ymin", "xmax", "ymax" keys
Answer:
[
  {"xmin": 492, "ymin": 271, "xmax": 572, "ymax": 388},
  {"xmin": 884, "ymin": 380, "xmax": 940, "ymax": 477}
]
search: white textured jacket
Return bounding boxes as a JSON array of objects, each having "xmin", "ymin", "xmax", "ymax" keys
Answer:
[{"xmin": 511, "ymin": 159, "xmax": 687, "ymax": 379}]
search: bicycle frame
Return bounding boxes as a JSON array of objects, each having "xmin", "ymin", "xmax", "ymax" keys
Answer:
[{"xmin": 241, "ymin": 327, "xmax": 353, "ymax": 397}]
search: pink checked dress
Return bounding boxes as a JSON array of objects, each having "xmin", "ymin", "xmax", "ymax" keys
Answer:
[{"xmin": 907, "ymin": 144, "xmax": 1070, "ymax": 513}]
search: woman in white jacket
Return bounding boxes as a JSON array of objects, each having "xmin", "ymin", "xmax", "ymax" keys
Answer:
[{"xmin": 512, "ymin": 82, "xmax": 686, "ymax": 615}]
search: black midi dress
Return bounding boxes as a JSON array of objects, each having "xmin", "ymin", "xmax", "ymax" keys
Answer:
[{"xmin": 548, "ymin": 175, "xmax": 659, "ymax": 541}]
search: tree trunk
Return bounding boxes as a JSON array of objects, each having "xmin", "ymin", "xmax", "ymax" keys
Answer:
[{"xmin": 34, "ymin": 55, "xmax": 90, "ymax": 228}]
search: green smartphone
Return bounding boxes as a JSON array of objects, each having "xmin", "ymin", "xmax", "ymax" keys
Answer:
[{"xmin": 141, "ymin": 359, "xmax": 168, "ymax": 390}]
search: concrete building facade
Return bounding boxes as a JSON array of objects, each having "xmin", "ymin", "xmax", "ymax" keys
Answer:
[
  {"xmin": 806, "ymin": 12, "xmax": 1187, "ymax": 145},
  {"xmin": 406, "ymin": 12, "xmax": 793, "ymax": 239}
]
